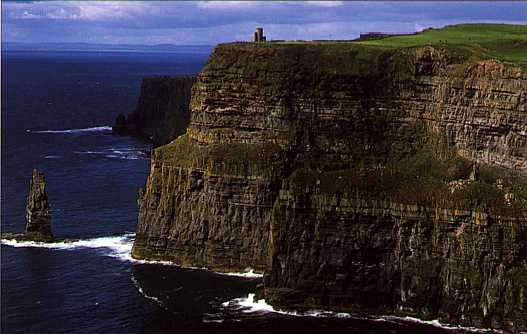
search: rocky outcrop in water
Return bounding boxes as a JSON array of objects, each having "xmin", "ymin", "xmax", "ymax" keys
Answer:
[
  {"xmin": 25, "ymin": 169, "xmax": 53, "ymax": 241},
  {"xmin": 113, "ymin": 76, "xmax": 195, "ymax": 147},
  {"xmin": 1, "ymin": 169, "xmax": 54, "ymax": 242},
  {"xmin": 132, "ymin": 42, "xmax": 527, "ymax": 331}
]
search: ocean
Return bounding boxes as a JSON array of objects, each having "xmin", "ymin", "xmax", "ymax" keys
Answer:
[{"xmin": 1, "ymin": 47, "xmax": 480, "ymax": 333}]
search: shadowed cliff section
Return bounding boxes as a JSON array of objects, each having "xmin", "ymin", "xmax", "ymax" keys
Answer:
[
  {"xmin": 113, "ymin": 76, "xmax": 195, "ymax": 147},
  {"xmin": 132, "ymin": 24, "xmax": 527, "ymax": 332}
]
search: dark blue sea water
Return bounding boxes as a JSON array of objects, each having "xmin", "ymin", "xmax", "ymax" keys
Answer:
[{"xmin": 1, "ymin": 48, "xmax": 478, "ymax": 333}]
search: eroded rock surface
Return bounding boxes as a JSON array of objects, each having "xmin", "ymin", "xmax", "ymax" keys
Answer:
[
  {"xmin": 132, "ymin": 43, "xmax": 527, "ymax": 331},
  {"xmin": 25, "ymin": 169, "xmax": 53, "ymax": 241},
  {"xmin": 265, "ymin": 173, "xmax": 527, "ymax": 332}
]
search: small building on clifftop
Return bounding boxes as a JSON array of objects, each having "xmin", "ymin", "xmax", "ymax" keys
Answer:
[{"xmin": 253, "ymin": 27, "xmax": 266, "ymax": 42}]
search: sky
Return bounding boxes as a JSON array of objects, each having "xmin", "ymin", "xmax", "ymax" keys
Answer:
[{"xmin": 2, "ymin": 1, "xmax": 526, "ymax": 45}]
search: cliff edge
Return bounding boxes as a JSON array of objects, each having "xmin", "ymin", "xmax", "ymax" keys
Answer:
[
  {"xmin": 113, "ymin": 76, "xmax": 195, "ymax": 147},
  {"xmin": 132, "ymin": 24, "xmax": 527, "ymax": 332}
]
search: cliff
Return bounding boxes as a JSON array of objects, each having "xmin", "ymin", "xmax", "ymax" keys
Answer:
[
  {"xmin": 265, "ymin": 171, "xmax": 527, "ymax": 331},
  {"xmin": 132, "ymin": 25, "xmax": 527, "ymax": 331},
  {"xmin": 113, "ymin": 76, "xmax": 195, "ymax": 147}
]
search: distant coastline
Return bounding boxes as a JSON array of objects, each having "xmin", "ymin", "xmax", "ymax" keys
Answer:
[{"xmin": 2, "ymin": 42, "xmax": 214, "ymax": 53}]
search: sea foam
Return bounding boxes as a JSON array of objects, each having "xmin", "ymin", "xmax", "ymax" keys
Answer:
[
  {"xmin": 1, "ymin": 233, "xmax": 135, "ymax": 261},
  {"xmin": 27, "ymin": 126, "xmax": 112, "ymax": 134},
  {"xmin": 222, "ymin": 294, "xmax": 503, "ymax": 333},
  {"xmin": 222, "ymin": 293, "xmax": 352, "ymax": 318},
  {"xmin": 130, "ymin": 274, "xmax": 166, "ymax": 308},
  {"xmin": 74, "ymin": 146, "xmax": 149, "ymax": 160},
  {"xmin": 220, "ymin": 269, "xmax": 263, "ymax": 278},
  {"xmin": 1, "ymin": 234, "xmax": 260, "ymax": 278},
  {"xmin": 380, "ymin": 316, "xmax": 505, "ymax": 333},
  {"xmin": 0, "ymin": 233, "xmax": 173, "ymax": 265}
]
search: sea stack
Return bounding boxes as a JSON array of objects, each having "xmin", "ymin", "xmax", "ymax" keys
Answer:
[{"xmin": 25, "ymin": 169, "xmax": 53, "ymax": 241}]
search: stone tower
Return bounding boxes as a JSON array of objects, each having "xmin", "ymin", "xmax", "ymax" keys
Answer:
[{"xmin": 253, "ymin": 27, "xmax": 266, "ymax": 42}]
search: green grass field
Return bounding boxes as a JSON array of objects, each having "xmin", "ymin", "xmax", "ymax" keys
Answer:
[
  {"xmin": 354, "ymin": 24, "xmax": 527, "ymax": 65},
  {"xmin": 268, "ymin": 24, "xmax": 526, "ymax": 67}
]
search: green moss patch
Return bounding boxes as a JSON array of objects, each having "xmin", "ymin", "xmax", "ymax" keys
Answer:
[
  {"xmin": 283, "ymin": 148, "xmax": 527, "ymax": 216},
  {"xmin": 155, "ymin": 134, "xmax": 286, "ymax": 177}
]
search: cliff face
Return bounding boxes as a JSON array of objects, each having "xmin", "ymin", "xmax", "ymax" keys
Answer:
[
  {"xmin": 113, "ymin": 76, "xmax": 195, "ymax": 147},
  {"xmin": 186, "ymin": 44, "xmax": 526, "ymax": 172},
  {"xmin": 132, "ymin": 43, "xmax": 527, "ymax": 331},
  {"xmin": 265, "ymin": 173, "xmax": 527, "ymax": 331},
  {"xmin": 132, "ymin": 136, "xmax": 285, "ymax": 271}
]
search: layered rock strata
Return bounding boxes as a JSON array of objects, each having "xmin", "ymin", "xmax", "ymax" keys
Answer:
[
  {"xmin": 2, "ymin": 169, "xmax": 54, "ymax": 242},
  {"xmin": 265, "ymin": 170, "xmax": 527, "ymax": 332},
  {"xmin": 132, "ymin": 43, "xmax": 527, "ymax": 331},
  {"xmin": 113, "ymin": 76, "xmax": 195, "ymax": 147},
  {"xmin": 25, "ymin": 169, "xmax": 53, "ymax": 241}
]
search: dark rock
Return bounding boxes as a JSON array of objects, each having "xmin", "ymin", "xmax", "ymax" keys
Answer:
[
  {"xmin": 131, "ymin": 42, "xmax": 527, "ymax": 331},
  {"xmin": 265, "ymin": 188, "xmax": 527, "ymax": 332},
  {"xmin": 25, "ymin": 169, "xmax": 53, "ymax": 241},
  {"xmin": 112, "ymin": 76, "xmax": 196, "ymax": 147}
]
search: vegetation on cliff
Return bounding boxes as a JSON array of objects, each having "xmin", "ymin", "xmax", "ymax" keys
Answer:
[
  {"xmin": 134, "ymin": 23, "xmax": 527, "ymax": 331},
  {"xmin": 284, "ymin": 150, "xmax": 527, "ymax": 217},
  {"xmin": 355, "ymin": 23, "xmax": 527, "ymax": 65},
  {"xmin": 265, "ymin": 24, "xmax": 526, "ymax": 69},
  {"xmin": 155, "ymin": 134, "xmax": 286, "ymax": 177}
]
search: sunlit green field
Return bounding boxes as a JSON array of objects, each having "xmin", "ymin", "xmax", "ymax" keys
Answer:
[
  {"xmin": 354, "ymin": 24, "xmax": 527, "ymax": 64},
  {"xmin": 268, "ymin": 24, "xmax": 526, "ymax": 67}
]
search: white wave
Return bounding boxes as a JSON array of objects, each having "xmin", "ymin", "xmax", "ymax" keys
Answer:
[
  {"xmin": 2, "ymin": 235, "xmax": 262, "ymax": 278},
  {"xmin": 222, "ymin": 293, "xmax": 275, "ymax": 314},
  {"xmin": 220, "ymin": 269, "xmax": 263, "ymax": 279},
  {"xmin": 222, "ymin": 294, "xmax": 353, "ymax": 318},
  {"xmin": 1, "ymin": 233, "xmax": 134, "ymax": 260},
  {"xmin": 222, "ymin": 294, "xmax": 502, "ymax": 332},
  {"xmin": 381, "ymin": 316, "xmax": 505, "ymax": 333},
  {"xmin": 74, "ymin": 151, "xmax": 107, "ymax": 154},
  {"xmin": 44, "ymin": 155, "xmax": 62, "ymax": 159},
  {"xmin": 1, "ymin": 234, "xmax": 195, "ymax": 267},
  {"xmin": 131, "ymin": 257, "xmax": 178, "ymax": 266},
  {"xmin": 105, "ymin": 154, "xmax": 143, "ymax": 160},
  {"xmin": 27, "ymin": 126, "xmax": 112, "ymax": 134},
  {"xmin": 74, "ymin": 147, "xmax": 148, "ymax": 160},
  {"xmin": 130, "ymin": 274, "xmax": 166, "ymax": 308}
]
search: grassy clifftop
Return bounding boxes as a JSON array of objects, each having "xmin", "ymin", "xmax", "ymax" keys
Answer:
[
  {"xmin": 258, "ymin": 24, "xmax": 526, "ymax": 69},
  {"xmin": 209, "ymin": 24, "xmax": 525, "ymax": 80},
  {"xmin": 354, "ymin": 24, "xmax": 526, "ymax": 64}
]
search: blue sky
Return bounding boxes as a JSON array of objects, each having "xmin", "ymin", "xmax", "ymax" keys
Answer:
[{"xmin": 2, "ymin": 1, "xmax": 526, "ymax": 45}]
